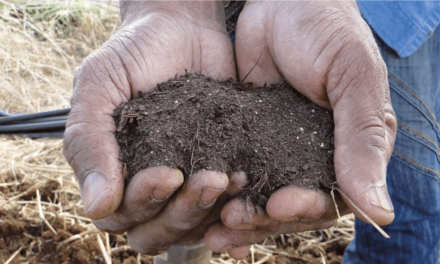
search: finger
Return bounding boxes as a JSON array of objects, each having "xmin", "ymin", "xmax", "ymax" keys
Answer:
[
  {"xmin": 227, "ymin": 245, "xmax": 250, "ymax": 260},
  {"xmin": 175, "ymin": 171, "xmax": 249, "ymax": 244},
  {"xmin": 63, "ymin": 50, "xmax": 132, "ymax": 220},
  {"xmin": 205, "ymin": 221, "xmax": 333, "ymax": 252},
  {"xmin": 213, "ymin": 194, "xmax": 338, "ymax": 253},
  {"xmin": 221, "ymin": 199, "xmax": 271, "ymax": 230},
  {"xmin": 222, "ymin": 188, "xmax": 347, "ymax": 231},
  {"xmin": 266, "ymin": 186, "xmax": 350, "ymax": 223},
  {"xmin": 127, "ymin": 170, "xmax": 229, "ymax": 255},
  {"xmin": 327, "ymin": 43, "xmax": 397, "ymax": 226},
  {"xmin": 228, "ymin": 171, "xmax": 249, "ymax": 195},
  {"xmin": 92, "ymin": 166, "xmax": 183, "ymax": 233}
]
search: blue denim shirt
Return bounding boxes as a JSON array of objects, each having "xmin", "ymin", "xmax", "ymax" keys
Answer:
[{"xmin": 357, "ymin": 1, "xmax": 440, "ymax": 58}]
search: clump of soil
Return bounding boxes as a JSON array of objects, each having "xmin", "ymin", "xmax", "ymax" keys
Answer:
[{"xmin": 113, "ymin": 74, "xmax": 335, "ymax": 206}]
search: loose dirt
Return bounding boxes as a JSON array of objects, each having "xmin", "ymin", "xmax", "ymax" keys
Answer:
[
  {"xmin": 0, "ymin": 181, "xmax": 151, "ymax": 264},
  {"xmin": 114, "ymin": 74, "xmax": 335, "ymax": 206}
]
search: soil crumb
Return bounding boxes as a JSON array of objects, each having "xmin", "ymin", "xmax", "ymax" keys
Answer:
[{"xmin": 113, "ymin": 74, "xmax": 335, "ymax": 205}]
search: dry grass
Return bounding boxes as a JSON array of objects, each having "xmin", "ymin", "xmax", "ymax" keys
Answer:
[
  {"xmin": 0, "ymin": 1, "xmax": 355, "ymax": 263},
  {"xmin": 0, "ymin": 0, "xmax": 119, "ymax": 113}
]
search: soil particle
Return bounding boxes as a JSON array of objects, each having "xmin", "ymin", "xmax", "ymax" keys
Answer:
[{"xmin": 113, "ymin": 74, "xmax": 335, "ymax": 206}]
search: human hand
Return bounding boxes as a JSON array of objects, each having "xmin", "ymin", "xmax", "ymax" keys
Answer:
[
  {"xmin": 128, "ymin": 172, "xmax": 248, "ymax": 255},
  {"xmin": 206, "ymin": 0, "xmax": 397, "ymax": 257},
  {"xmin": 62, "ymin": 0, "xmax": 235, "ymax": 252},
  {"xmin": 205, "ymin": 186, "xmax": 350, "ymax": 259}
]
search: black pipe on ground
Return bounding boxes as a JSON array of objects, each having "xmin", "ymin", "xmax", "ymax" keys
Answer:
[
  {"xmin": 0, "ymin": 121, "xmax": 67, "ymax": 133},
  {"xmin": 0, "ymin": 108, "xmax": 70, "ymax": 125},
  {"xmin": 15, "ymin": 116, "xmax": 68, "ymax": 125},
  {"xmin": 0, "ymin": 108, "xmax": 70, "ymax": 138}
]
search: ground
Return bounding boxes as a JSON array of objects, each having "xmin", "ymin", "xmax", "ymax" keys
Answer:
[{"xmin": 0, "ymin": 1, "xmax": 353, "ymax": 263}]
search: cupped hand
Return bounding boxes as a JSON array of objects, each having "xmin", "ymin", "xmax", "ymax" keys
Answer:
[
  {"xmin": 205, "ymin": 186, "xmax": 350, "ymax": 259},
  {"xmin": 206, "ymin": 0, "xmax": 397, "ymax": 258},
  {"xmin": 128, "ymin": 171, "xmax": 248, "ymax": 255},
  {"xmin": 62, "ymin": 0, "xmax": 235, "ymax": 245}
]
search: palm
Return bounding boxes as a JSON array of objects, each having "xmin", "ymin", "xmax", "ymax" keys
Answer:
[
  {"xmin": 237, "ymin": 1, "xmax": 382, "ymax": 106},
  {"xmin": 104, "ymin": 13, "xmax": 235, "ymax": 98}
]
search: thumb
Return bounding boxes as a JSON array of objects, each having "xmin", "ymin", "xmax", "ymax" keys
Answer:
[
  {"xmin": 333, "ymin": 99, "xmax": 396, "ymax": 226},
  {"xmin": 329, "ymin": 50, "xmax": 397, "ymax": 227},
  {"xmin": 63, "ymin": 52, "xmax": 131, "ymax": 220}
]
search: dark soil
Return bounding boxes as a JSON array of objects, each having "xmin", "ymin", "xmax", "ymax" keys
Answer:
[
  {"xmin": 0, "ymin": 183, "xmax": 153, "ymax": 264},
  {"xmin": 113, "ymin": 74, "xmax": 335, "ymax": 206}
]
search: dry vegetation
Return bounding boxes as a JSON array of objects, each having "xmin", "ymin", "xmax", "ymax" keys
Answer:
[{"xmin": 0, "ymin": 1, "xmax": 354, "ymax": 263}]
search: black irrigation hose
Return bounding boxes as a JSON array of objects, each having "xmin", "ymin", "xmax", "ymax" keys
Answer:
[
  {"xmin": 0, "ymin": 108, "xmax": 71, "ymax": 125},
  {"xmin": 15, "ymin": 116, "xmax": 68, "ymax": 125},
  {"xmin": 0, "ymin": 121, "xmax": 67, "ymax": 133},
  {"xmin": 0, "ymin": 108, "xmax": 70, "ymax": 138},
  {"xmin": 0, "ymin": 109, "xmax": 9, "ymax": 116}
]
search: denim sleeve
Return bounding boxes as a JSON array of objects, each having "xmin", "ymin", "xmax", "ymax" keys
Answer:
[
  {"xmin": 343, "ymin": 18, "xmax": 440, "ymax": 264},
  {"xmin": 357, "ymin": 1, "xmax": 440, "ymax": 58}
]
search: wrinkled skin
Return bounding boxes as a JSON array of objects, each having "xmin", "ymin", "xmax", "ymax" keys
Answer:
[
  {"xmin": 63, "ymin": 1, "xmax": 242, "ymax": 254},
  {"xmin": 205, "ymin": 1, "xmax": 397, "ymax": 258},
  {"xmin": 63, "ymin": 0, "xmax": 397, "ymax": 259}
]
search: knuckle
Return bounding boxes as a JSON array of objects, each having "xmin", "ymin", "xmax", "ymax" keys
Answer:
[
  {"xmin": 62, "ymin": 126, "xmax": 82, "ymax": 165},
  {"xmin": 62, "ymin": 123, "xmax": 92, "ymax": 165},
  {"xmin": 356, "ymin": 119, "xmax": 389, "ymax": 154},
  {"xmin": 347, "ymin": 114, "xmax": 386, "ymax": 139}
]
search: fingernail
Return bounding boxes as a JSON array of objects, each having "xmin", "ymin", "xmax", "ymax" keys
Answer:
[
  {"xmin": 82, "ymin": 172, "xmax": 108, "ymax": 213},
  {"xmin": 368, "ymin": 183, "xmax": 394, "ymax": 213},
  {"xmin": 153, "ymin": 188, "xmax": 175, "ymax": 201},
  {"xmin": 200, "ymin": 188, "xmax": 224, "ymax": 207}
]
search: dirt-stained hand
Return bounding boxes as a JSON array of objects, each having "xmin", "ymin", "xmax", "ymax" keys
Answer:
[
  {"xmin": 127, "ymin": 172, "xmax": 248, "ymax": 255},
  {"xmin": 205, "ymin": 186, "xmax": 346, "ymax": 259},
  {"xmin": 206, "ymin": 0, "xmax": 397, "ymax": 258},
  {"xmin": 62, "ymin": 0, "xmax": 235, "ymax": 239}
]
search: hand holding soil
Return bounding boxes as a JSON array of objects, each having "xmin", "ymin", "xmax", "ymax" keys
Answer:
[
  {"xmin": 63, "ymin": 0, "xmax": 240, "ymax": 255},
  {"xmin": 63, "ymin": 0, "xmax": 398, "ymax": 259},
  {"xmin": 113, "ymin": 73, "xmax": 343, "ymax": 256},
  {"xmin": 206, "ymin": 1, "xmax": 397, "ymax": 257}
]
